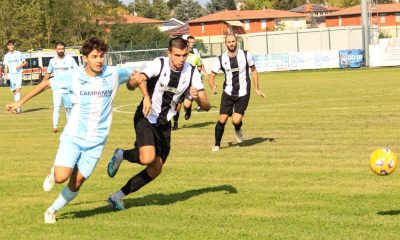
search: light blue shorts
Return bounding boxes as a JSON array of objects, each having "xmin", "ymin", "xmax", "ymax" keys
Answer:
[
  {"xmin": 53, "ymin": 89, "xmax": 72, "ymax": 109},
  {"xmin": 9, "ymin": 73, "xmax": 22, "ymax": 91},
  {"xmin": 54, "ymin": 137, "xmax": 105, "ymax": 179}
]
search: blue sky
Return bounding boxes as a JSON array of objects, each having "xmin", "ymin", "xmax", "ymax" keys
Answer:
[{"xmin": 121, "ymin": 0, "xmax": 208, "ymax": 7}]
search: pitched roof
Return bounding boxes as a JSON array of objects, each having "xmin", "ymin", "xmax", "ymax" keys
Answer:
[
  {"xmin": 122, "ymin": 15, "xmax": 165, "ymax": 24},
  {"xmin": 163, "ymin": 23, "xmax": 189, "ymax": 36},
  {"xmin": 325, "ymin": 3, "xmax": 400, "ymax": 17},
  {"xmin": 188, "ymin": 9, "xmax": 307, "ymax": 23},
  {"xmin": 290, "ymin": 4, "xmax": 341, "ymax": 13}
]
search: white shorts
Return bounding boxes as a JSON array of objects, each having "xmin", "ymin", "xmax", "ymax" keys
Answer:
[
  {"xmin": 9, "ymin": 73, "xmax": 22, "ymax": 91},
  {"xmin": 54, "ymin": 136, "xmax": 105, "ymax": 179}
]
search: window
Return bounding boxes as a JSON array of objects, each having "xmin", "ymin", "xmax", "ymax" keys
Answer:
[
  {"xmin": 201, "ymin": 23, "xmax": 205, "ymax": 33},
  {"xmin": 380, "ymin": 14, "xmax": 386, "ymax": 23},
  {"xmin": 396, "ymin": 13, "xmax": 400, "ymax": 22},
  {"xmin": 42, "ymin": 57, "xmax": 52, "ymax": 68},
  {"xmin": 261, "ymin": 19, "xmax": 266, "ymax": 30},
  {"xmin": 24, "ymin": 58, "xmax": 39, "ymax": 68},
  {"xmin": 338, "ymin": 16, "xmax": 342, "ymax": 26},
  {"xmin": 244, "ymin": 20, "xmax": 250, "ymax": 30},
  {"xmin": 275, "ymin": 19, "xmax": 282, "ymax": 27}
]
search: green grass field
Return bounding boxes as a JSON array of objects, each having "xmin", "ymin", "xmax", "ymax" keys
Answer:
[{"xmin": 1, "ymin": 68, "xmax": 400, "ymax": 239}]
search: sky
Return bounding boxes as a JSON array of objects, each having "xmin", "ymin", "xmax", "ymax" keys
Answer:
[{"xmin": 121, "ymin": 0, "xmax": 208, "ymax": 7}]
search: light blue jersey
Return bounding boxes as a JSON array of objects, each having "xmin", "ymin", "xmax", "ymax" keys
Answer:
[
  {"xmin": 53, "ymin": 66, "xmax": 132, "ymax": 178},
  {"xmin": 3, "ymin": 50, "xmax": 25, "ymax": 74},
  {"xmin": 55, "ymin": 66, "xmax": 132, "ymax": 145}
]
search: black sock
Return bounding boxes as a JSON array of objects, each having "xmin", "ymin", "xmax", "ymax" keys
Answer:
[
  {"xmin": 234, "ymin": 121, "xmax": 242, "ymax": 131},
  {"xmin": 123, "ymin": 148, "xmax": 140, "ymax": 164},
  {"xmin": 173, "ymin": 111, "xmax": 179, "ymax": 127},
  {"xmin": 121, "ymin": 169, "xmax": 153, "ymax": 195},
  {"xmin": 215, "ymin": 121, "xmax": 226, "ymax": 146}
]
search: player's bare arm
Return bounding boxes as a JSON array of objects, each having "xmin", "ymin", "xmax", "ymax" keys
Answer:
[
  {"xmin": 250, "ymin": 66, "xmax": 265, "ymax": 98},
  {"xmin": 6, "ymin": 77, "xmax": 51, "ymax": 113},
  {"xmin": 208, "ymin": 72, "xmax": 218, "ymax": 94},
  {"xmin": 126, "ymin": 70, "xmax": 144, "ymax": 90},
  {"xmin": 190, "ymin": 87, "xmax": 210, "ymax": 111},
  {"xmin": 15, "ymin": 60, "xmax": 28, "ymax": 70},
  {"xmin": 135, "ymin": 73, "xmax": 152, "ymax": 117}
]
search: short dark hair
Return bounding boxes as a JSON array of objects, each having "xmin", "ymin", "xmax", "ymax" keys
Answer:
[
  {"xmin": 187, "ymin": 35, "xmax": 195, "ymax": 41},
  {"xmin": 225, "ymin": 34, "xmax": 237, "ymax": 42},
  {"xmin": 168, "ymin": 37, "xmax": 188, "ymax": 52},
  {"xmin": 7, "ymin": 40, "xmax": 15, "ymax": 45},
  {"xmin": 81, "ymin": 37, "xmax": 108, "ymax": 57},
  {"xmin": 55, "ymin": 41, "xmax": 65, "ymax": 48}
]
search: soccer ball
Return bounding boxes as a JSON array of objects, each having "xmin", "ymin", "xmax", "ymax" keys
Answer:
[{"xmin": 369, "ymin": 148, "xmax": 398, "ymax": 176}]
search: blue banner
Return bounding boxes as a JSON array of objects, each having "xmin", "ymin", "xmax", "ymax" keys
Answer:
[{"xmin": 339, "ymin": 49, "xmax": 364, "ymax": 68}]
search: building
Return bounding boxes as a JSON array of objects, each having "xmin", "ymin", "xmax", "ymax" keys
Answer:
[
  {"xmin": 188, "ymin": 9, "xmax": 308, "ymax": 37},
  {"xmin": 290, "ymin": 3, "xmax": 341, "ymax": 27},
  {"xmin": 325, "ymin": 3, "xmax": 400, "ymax": 28}
]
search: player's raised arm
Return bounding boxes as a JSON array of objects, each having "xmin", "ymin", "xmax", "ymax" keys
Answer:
[{"xmin": 6, "ymin": 77, "xmax": 51, "ymax": 113}]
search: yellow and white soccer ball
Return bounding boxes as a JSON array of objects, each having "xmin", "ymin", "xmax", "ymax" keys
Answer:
[{"xmin": 369, "ymin": 148, "xmax": 398, "ymax": 176}]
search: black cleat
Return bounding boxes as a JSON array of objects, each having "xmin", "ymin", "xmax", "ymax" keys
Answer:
[{"xmin": 185, "ymin": 107, "xmax": 192, "ymax": 120}]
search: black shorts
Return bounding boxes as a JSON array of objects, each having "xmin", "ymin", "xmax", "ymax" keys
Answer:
[
  {"xmin": 219, "ymin": 91, "xmax": 250, "ymax": 116},
  {"xmin": 134, "ymin": 114, "xmax": 171, "ymax": 163}
]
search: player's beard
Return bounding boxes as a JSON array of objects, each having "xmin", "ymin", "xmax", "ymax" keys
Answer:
[
  {"xmin": 57, "ymin": 52, "xmax": 65, "ymax": 57},
  {"xmin": 228, "ymin": 45, "xmax": 237, "ymax": 53}
]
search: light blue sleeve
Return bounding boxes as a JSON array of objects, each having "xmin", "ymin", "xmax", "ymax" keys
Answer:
[
  {"xmin": 50, "ymin": 70, "xmax": 74, "ymax": 90},
  {"xmin": 70, "ymin": 56, "xmax": 79, "ymax": 70},
  {"xmin": 47, "ymin": 59, "xmax": 54, "ymax": 73},
  {"xmin": 116, "ymin": 67, "xmax": 133, "ymax": 85},
  {"xmin": 19, "ymin": 52, "xmax": 25, "ymax": 62},
  {"xmin": 3, "ymin": 54, "xmax": 8, "ymax": 66}
]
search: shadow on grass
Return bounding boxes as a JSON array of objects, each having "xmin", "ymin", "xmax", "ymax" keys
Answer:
[
  {"xmin": 377, "ymin": 210, "xmax": 400, "ymax": 216},
  {"xmin": 225, "ymin": 137, "xmax": 275, "ymax": 149},
  {"xmin": 21, "ymin": 107, "xmax": 49, "ymax": 113},
  {"xmin": 182, "ymin": 121, "xmax": 216, "ymax": 129},
  {"xmin": 60, "ymin": 184, "xmax": 237, "ymax": 219}
]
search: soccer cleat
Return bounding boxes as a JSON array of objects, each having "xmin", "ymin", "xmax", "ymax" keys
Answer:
[
  {"xmin": 211, "ymin": 146, "xmax": 220, "ymax": 152},
  {"xmin": 16, "ymin": 108, "xmax": 22, "ymax": 114},
  {"xmin": 184, "ymin": 107, "xmax": 192, "ymax": 120},
  {"xmin": 43, "ymin": 173, "xmax": 55, "ymax": 192},
  {"xmin": 235, "ymin": 129, "xmax": 244, "ymax": 143},
  {"xmin": 44, "ymin": 209, "xmax": 56, "ymax": 224},
  {"xmin": 108, "ymin": 197, "xmax": 125, "ymax": 211},
  {"xmin": 107, "ymin": 148, "xmax": 124, "ymax": 178},
  {"xmin": 51, "ymin": 128, "xmax": 58, "ymax": 133},
  {"xmin": 172, "ymin": 125, "xmax": 178, "ymax": 131}
]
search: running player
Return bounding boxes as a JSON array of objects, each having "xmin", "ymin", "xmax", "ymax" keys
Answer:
[
  {"xmin": 42, "ymin": 41, "xmax": 79, "ymax": 133},
  {"xmin": 6, "ymin": 38, "xmax": 141, "ymax": 224},
  {"xmin": 106, "ymin": 37, "xmax": 211, "ymax": 211},
  {"xmin": 3, "ymin": 40, "xmax": 28, "ymax": 114},
  {"xmin": 208, "ymin": 34, "xmax": 265, "ymax": 151}
]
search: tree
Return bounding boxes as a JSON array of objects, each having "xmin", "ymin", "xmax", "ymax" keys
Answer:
[
  {"xmin": 206, "ymin": 0, "xmax": 237, "ymax": 13},
  {"xmin": 241, "ymin": 0, "xmax": 273, "ymax": 10},
  {"xmin": 272, "ymin": 0, "xmax": 305, "ymax": 10},
  {"xmin": 152, "ymin": 0, "xmax": 171, "ymax": 20},
  {"xmin": 131, "ymin": 0, "xmax": 154, "ymax": 18},
  {"xmin": 167, "ymin": 0, "xmax": 181, "ymax": 10},
  {"xmin": 175, "ymin": 0, "xmax": 206, "ymax": 21}
]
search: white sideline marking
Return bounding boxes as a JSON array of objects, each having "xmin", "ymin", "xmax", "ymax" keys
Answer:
[{"xmin": 112, "ymin": 93, "xmax": 399, "ymax": 114}]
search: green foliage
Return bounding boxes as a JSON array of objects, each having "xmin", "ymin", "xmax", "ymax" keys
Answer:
[
  {"xmin": 129, "ymin": 0, "xmax": 170, "ymax": 20},
  {"xmin": 167, "ymin": 0, "xmax": 181, "ymax": 10},
  {"xmin": 175, "ymin": 0, "xmax": 206, "ymax": 21},
  {"xmin": 206, "ymin": 0, "xmax": 237, "ymax": 13},
  {"xmin": 108, "ymin": 23, "xmax": 170, "ymax": 50},
  {"xmin": 242, "ymin": 0, "xmax": 273, "ymax": 10},
  {"xmin": 272, "ymin": 0, "xmax": 305, "ymax": 10}
]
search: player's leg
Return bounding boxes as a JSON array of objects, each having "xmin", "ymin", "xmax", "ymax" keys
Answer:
[
  {"xmin": 62, "ymin": 92, "xmax": 72, "ymax": 122},
  {"xmin": 213, "ymin": 92, "xmax": 234, "ymax": 151},
  {"xmin": 10, "ymin": 74, "xmax": 22, "ymax": 113},
  {"xmin": 183, "ymin": 98, "xmax": 193, "ymax": 120},
  {"xmin": 52, "ymin": 90, "xmax": 63, "ymax": 133},
  {"xmin": 231, "ymin": 94, "xmax": 250, "ymax": 143}
]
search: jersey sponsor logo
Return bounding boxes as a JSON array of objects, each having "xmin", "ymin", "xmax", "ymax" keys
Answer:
[
  {"xmin": 160, "ymin": 83, "xmax": 178, "ymax": 93},
  {"xmin": 80, "ymin": 89, "xmax": 113, "ymax": 98}
]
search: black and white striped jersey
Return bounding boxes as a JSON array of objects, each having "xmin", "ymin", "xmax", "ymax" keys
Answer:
[
  {"xmin": 211, "ymin": 49, "xmax": 255, "ymax": 97},
  {"xmin": 139, "ymin": 57, "xmax": 204, "ymax": 125}
]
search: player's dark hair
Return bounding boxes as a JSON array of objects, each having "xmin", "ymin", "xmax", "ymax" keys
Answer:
[
  {"xmin": 225, "ymin": 34, "xmax": 237, "ymax": 42},
  {"xmin": 81, "ymin": 37, "xmax": 108, "ymax": 57},
  {"xmin": 187, "ymin": 35, "xmax": 195, "ymax": 41},
  {"xmin": 55, "ymin": 41, "xmax": 65, "ymax": 47},
  {"xmin": 7, "ymin": 39, "xmax": 15, "ymax": 45},
  {"xmin": 168, "ymin": 37, "xmax": 188, "ymax": 52}
]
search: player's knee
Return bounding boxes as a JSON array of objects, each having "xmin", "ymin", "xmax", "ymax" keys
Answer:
[
  {"xmin": 139, "ymin": 152, "xmax": 156, "ymax": 165},
  {"xmin": 54, "ymin": 174, "xmax": 68, "ymax": 184},
  {"xmin": 147, "ymin": 162, "xmax": 163, "ymax": 178},
  {"xmin": 218, "ymin": 118, "xmax": 228, "ymax": 125},
  {"xmin": 232, "ymin": 119, "xmax": 242, "ymax": 126}
]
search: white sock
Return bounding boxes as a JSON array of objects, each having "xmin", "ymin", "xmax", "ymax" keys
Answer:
[
  {"xmin": 50, "ymin": 186, "xmax": 79, "ymax": 212},
  {"xmin": 65, "ymin": 108, "xmax": 71, "ymax": 121},
  {"xmin": 111, "ymin": 190, "xmax": 126, "ymax": 201}
]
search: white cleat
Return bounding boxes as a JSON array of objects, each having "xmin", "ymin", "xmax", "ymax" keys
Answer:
[
  {"xmin": 211, "ymin": 146, "xmax": 220, "ymax": 152},
  {"xmin": 44, "ymin": 209, "xmax": 56, "ymax": 224},
  {"xmin": 235, "ymin": 129, "xmax": 244, "ymax": 143},
  {"xmin": 43, "ymin": 173, "xmax": 55, "ymax": 192}
]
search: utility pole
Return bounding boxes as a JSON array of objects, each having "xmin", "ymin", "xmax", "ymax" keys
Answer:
[{"xmin": 361, "ymin": 0, "xmax": 370, "ymax": 67}]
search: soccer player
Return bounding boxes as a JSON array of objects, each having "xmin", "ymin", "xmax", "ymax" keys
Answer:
[
  {"xmin": 208, "ymin": 34, "xmax": 265, "ymax": 152},
  {"xmin": 172, "ymin": 35, "xmax": 209, "ymax": 130},
  {"xmin": 106, "ymin": 37, "xmax": 211, "ymax": 211},
  {"xmin": 6, "ymin": 38, "xmax": 141, "ymax": 224},
  {"xmin": 42, "ymin": 41, "xmax": 80, "ymax": 133},
  {"xmin": 3, "ymin": 40, "xmax": 28, "ymax": 114}
]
